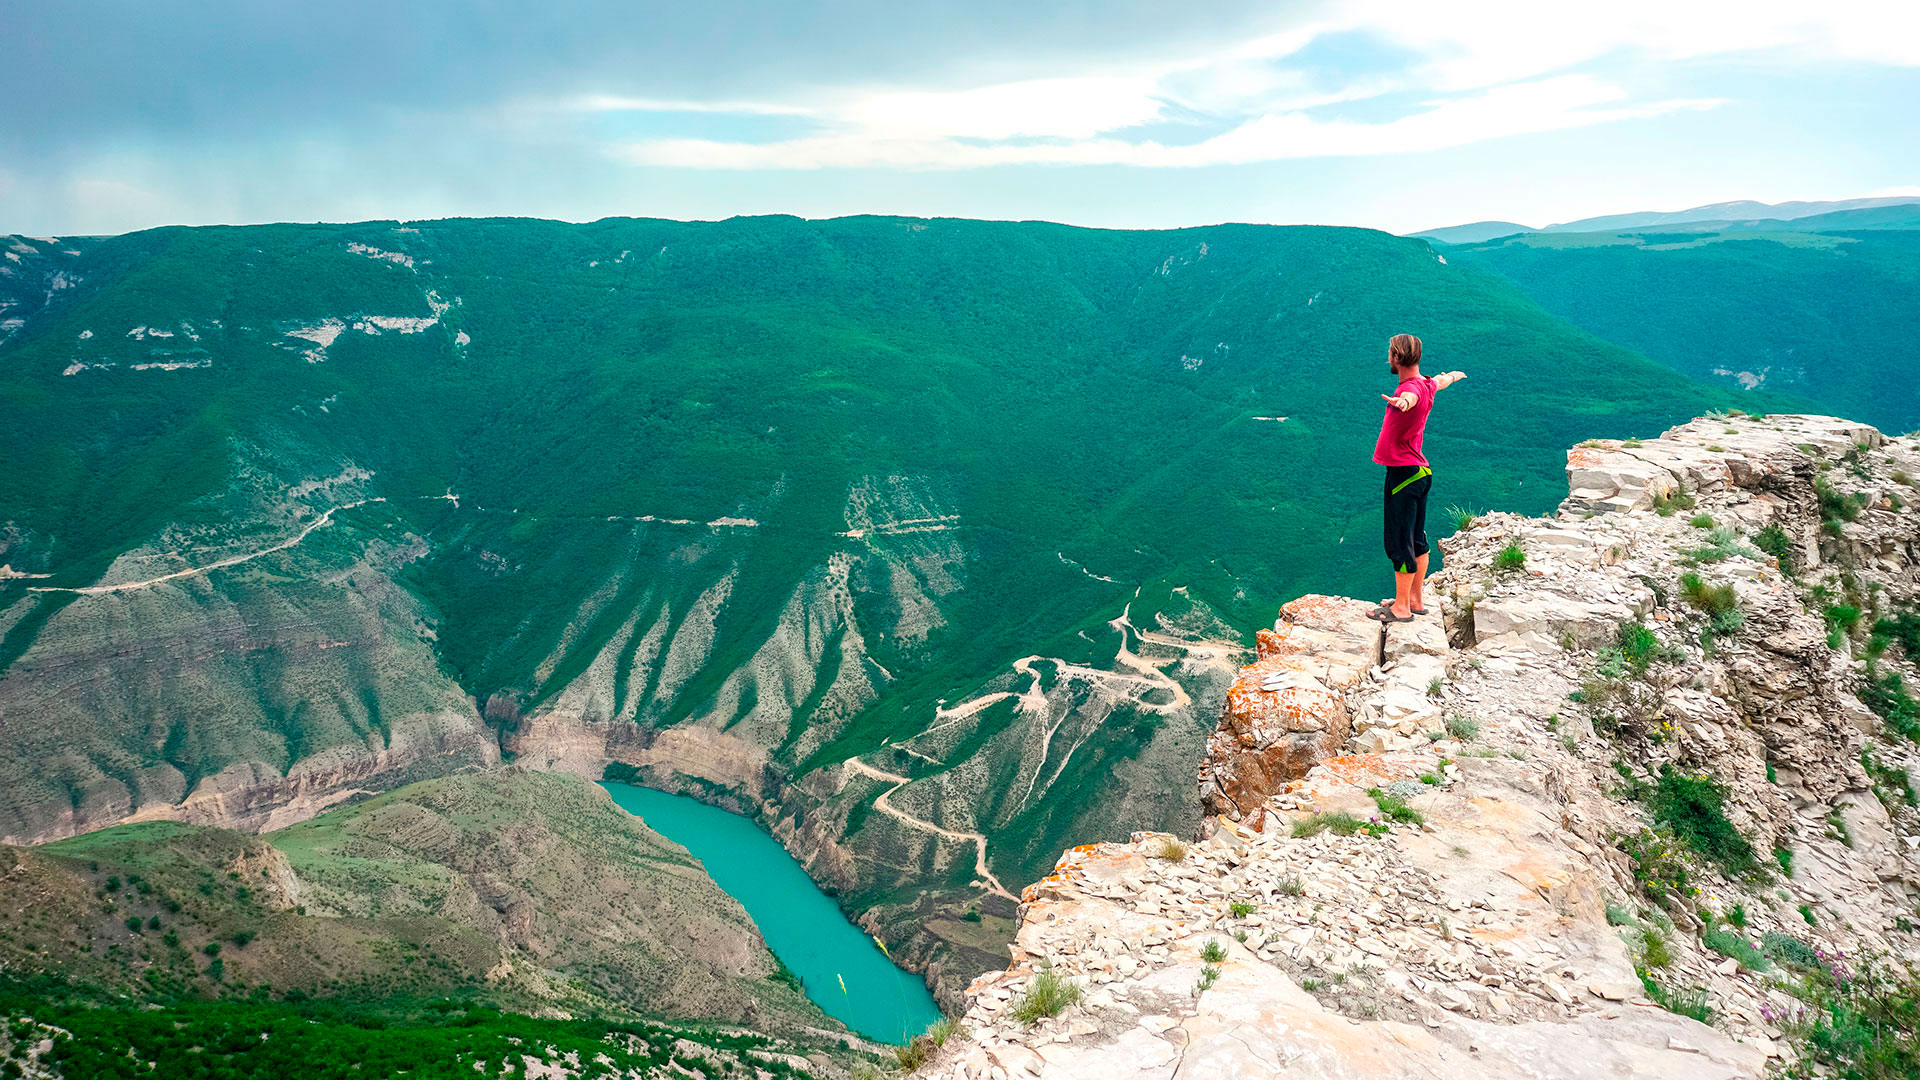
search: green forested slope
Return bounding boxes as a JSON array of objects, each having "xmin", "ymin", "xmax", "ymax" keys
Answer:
[
  {"xmin": 1443, "ymin": 229, "xmax": 1920, "ymax": 433},
  {"xmin": 0, "ymin": 215, "xmax": 1745, "ymax": 996}
]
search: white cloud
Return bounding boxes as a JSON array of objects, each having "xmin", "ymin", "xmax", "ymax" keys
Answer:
[
  {"xmin": 600, "ymin": 0, "xmax": 1916, "ymax": 174},
  {"xmin": 620, "ymin": 76, "xmax": 1722, "ymax": 170}
]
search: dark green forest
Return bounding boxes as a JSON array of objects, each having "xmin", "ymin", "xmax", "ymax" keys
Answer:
[{"xmin": 1444, "ymin": 229, "xmax": 1920, "ymax": 433}]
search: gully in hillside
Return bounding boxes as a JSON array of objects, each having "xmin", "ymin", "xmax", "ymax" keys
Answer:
[{"xmin": 1370, "ymin": 333, "xmax": 1467, "ymax": 624}]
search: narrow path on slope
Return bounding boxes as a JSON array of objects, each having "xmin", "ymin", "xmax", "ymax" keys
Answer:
[
  {"xmin": 28, "ymin": 499, "xmax": 384, "ymax": 596},
  {"xmin": 842, "ymin": 758, "xmax": 1019, "ymax": 902}
]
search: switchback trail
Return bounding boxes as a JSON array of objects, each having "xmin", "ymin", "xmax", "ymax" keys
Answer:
[{"xmin": 842, "ymin": 758, "xmax": 1019, "ymax": 902}]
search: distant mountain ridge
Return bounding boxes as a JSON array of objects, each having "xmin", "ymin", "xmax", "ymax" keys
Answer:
[{"xmin": 1411, "ymin": 194, "xmax": 1920, "ymax": 241}]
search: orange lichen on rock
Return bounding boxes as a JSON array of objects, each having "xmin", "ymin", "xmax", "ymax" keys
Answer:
[{"xmin": 1201, "ymin": 595, "xmax": 1382, "ymax": 820}]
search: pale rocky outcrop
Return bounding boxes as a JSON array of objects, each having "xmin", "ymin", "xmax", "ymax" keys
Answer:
[{"xmin": 918, "ymin": 415, "xmax": 1920, "ymax": 1079}]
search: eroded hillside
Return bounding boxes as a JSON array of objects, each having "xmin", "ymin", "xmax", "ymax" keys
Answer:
[{"xmin": 0, "ymin": 216, "xmax": 1744, "ymax": 1000}]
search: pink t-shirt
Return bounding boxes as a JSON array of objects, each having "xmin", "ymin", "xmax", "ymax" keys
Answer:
[{"xmin": 1373, "ymin": 376, "xmax": 1436, "ymax": 467}]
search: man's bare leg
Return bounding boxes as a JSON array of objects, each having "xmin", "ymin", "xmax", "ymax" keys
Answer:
[
  {"xmin": 1383, "ymin": 553, "xmax": 1430, "ymax": 615},
  {"xmin": 1389, "ymin": 571, "xmax": 1416, "ymax": 619}
]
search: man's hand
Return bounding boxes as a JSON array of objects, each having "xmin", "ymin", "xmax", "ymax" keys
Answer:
[
  {"xmin": 1380, "ymin": 391, "xmax": 1415, "ymax": 411},
  {"xmin": 1434, "ymin": 370, "xmax": 1468, "ymax": 390}
]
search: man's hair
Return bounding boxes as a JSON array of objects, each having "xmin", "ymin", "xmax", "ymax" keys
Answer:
[{"xmin": 1388, "ymin": 333, "xmax": 1423, "ymax": 371}]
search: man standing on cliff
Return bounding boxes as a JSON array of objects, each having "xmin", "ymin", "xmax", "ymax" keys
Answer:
[{"xmin": 1370, "ymin": 334, "xmax": 1466, "ymax": 624}]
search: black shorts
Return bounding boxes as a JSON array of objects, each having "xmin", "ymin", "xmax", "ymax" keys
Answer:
[{"xmin": 1384, "ymin": 464, "xmax": 1432, "ymax": 574}]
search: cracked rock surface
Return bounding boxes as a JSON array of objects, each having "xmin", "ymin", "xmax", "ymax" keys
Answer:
[{"xmin": 917, "ymin": 415, "xmax": 1920, "ymax": 1079}]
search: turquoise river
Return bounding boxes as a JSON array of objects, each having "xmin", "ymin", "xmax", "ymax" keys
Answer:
[{"xmin": 602, "ymin": 782, "xmax": 944, "ymax": 1044}]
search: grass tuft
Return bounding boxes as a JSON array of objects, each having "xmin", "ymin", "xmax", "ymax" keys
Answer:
[
  {"xmin": 1494, "ymin": 543, "xmax": 1526, "ymax": 572},
  {"xmin": 1009, "ymin": 969, "xmax": 1082, "ymax": 1025}
]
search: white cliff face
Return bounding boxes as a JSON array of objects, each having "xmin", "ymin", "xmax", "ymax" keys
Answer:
[{"xmin": 916, "ymin": 414, "xmax": 1920, "ymax": 1079}]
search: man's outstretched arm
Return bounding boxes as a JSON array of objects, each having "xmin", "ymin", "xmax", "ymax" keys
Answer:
[{"xmin": 1432, "ymin": 370, "xmax": 1468, "ymax": 390}]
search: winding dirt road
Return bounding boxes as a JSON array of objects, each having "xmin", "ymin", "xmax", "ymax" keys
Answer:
[
  {"xmin": 28, "ymin": 499, "xmax": 383, "ymax": 596},
  {"xmin": 842, "ymin": 758, "xmax": 1018, "ymax": 902}
]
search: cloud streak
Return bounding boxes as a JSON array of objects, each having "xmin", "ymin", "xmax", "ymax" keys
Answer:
[
  {"xmin": 617, "ymin": 76, "xmax": 1724, "ymax": 170},
  {"xmin": 600, "ymin": 0, "xmax": 1913, "ymax": 173}
]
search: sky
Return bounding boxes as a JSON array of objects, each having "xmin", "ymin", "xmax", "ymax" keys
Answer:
[{"xmin": 3, "ymin": 0, "xmax": 1918, "ymax": 236}]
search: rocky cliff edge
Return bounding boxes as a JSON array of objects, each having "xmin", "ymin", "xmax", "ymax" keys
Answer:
[{"xmin": 914, "ymin": 414, "xmax": 1920, "ymax": 1079}]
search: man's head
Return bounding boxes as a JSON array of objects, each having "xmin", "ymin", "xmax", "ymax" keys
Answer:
[{"xmin": 1388, "ymin": 333, "xmax": 1423, "ymax": 376}]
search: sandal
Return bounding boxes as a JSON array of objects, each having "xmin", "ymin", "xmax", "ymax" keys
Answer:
[
  {"xmin": 1367, "ymin": 606, "xmax": 1414, "ymax": 623},
  {"xmin": 1375, "ymin": 601, "xmax": 1427, "ymax": 616}
]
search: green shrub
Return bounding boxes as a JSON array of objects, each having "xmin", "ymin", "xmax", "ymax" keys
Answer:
[
  {"xmin": 1616, "ymin": 828, "xmax": 1693, "ymax": 904},
  {"xmin": 1688, "ymin": 513, "xmax": 1715, "ymax": 529},
  {"xmin": 1291, "ymin": 812, "xmax": 1362, "ymax": 838},
  {"xmin": 1615, "ymin": 623, "xmax": 1662, "ymax": 673},
  {"xmin": 1727, "ymin": 904, "xmax": 1747, "ymax": 928},
  {"xmin": 1776, "ymin": 846, "xmax": 1795, "ymax": 877},
  {"xmin": 1228, "ymin": 901, "xmax": 1256, "ymax": 918},
  {"xmin": 1198, "ymin": 939, "xmax": 1227, "ymax": 964},
  {"xmin": 1761, "ymin": 931, "xmax": 1820, "ymax": 968},
  {"xmin": 1827, "ymin": 604, "xmax": 1863, "ymax": 635},
  {"xmin": 1688, "ymin": 526, "xmax": 1760, "ymax": 564},
  {"xmin": 1859, "ymin": 666, "xmax": 1920, "ymax": 742},
  {"xmin": 1871, "ymin": 610, "xmax": 1920, "ymax": 660},
  {"xmin": 1786, "ymin": 954, "xmax": 1920, "ymax": 1079},
  {"xmin": 1639, "ymin": 973, "xmax": 1712, "ymax": 1022},
  {"xmin": 1638, "ymin": 926, "xmax": 1673, "ymax": 968},
  {"xmin": 1679, "ymin": 573, "xmax": 1744, "ymax": 637},
  {"xmin": 1753, "ymin": 523, "xmax": 1796, "ymax": 574},
  {"xmin": 1494, "ymin": 543, "xmax": 1526, "ymax": 572},
  {"xmin": 1703, "ymin": 928, "xmax": 1771, "ymax": 971},
  {"xmin": 1446, "ymin": 715, "xmax": 1479, "ymax": 741},
  {"xmin": 1009, "ymin": 970, "xmax": 1082, "ymax": 1025},
  {"xmin": 1366, "ymin": 788, "xmax": 1425, "ymax": 826},
  {"xmin": 1446, "ymin": 505, "xmax": 1478, "ymax": 531},
  {"xmin": 1149, "ymin": 837, "xmax": 1188, "ymax": 862},
  {"xmin": 1816, "ymin": 476, "xmax": 1864, "ymax": 524},
  {"xmin": 1640, "ymin": 766, "xmax": 1763, "ymax": 878},
  {"xmin": 1652, "ymin": 488, "xmax": 1696, "ymax": 516}
]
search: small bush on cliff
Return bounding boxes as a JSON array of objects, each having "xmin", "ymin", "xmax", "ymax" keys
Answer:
[
  {"xmin": 1446, "ymin": 505, "xmax": 1479, "ymax": 531},
  {"xmin": 1816, "ymin": 476, "xmax": 1865, "ymax": 524},
  {"xmin": 1009, "ymin": 969, "xmax": 1081, "ymax": 1025},
  {"xmin": 1703, "ymin": 928, "xmax": 1770, "ymax": 972},
  {"xmin": 1688, "ymin": 526, "xmax": 1760, "ymax": 565},
  {"xmin": 1870, "ymin": 609, "xmax": 1920, "ymax": 660},
  {"xmin": 1365, "ymin": 788, "xmax": 1425, "ymax": 827},
  {"xmin": 1859, "ymin": 666, "xmax": 1920, "ymax": 742},
  {"xmin": 1148, "ymin": 837, "xmax": 1188, "ymax": 862},
  {"xmin": 1680, "ymin": 573, "xmax": 1744, "ymax": 638},
  {"xmin": 1494, "ymin": 543, "xmax": 1526, "ymax": 572},
  {"xmin": 1778, "ymin": 951, "xmax": 1920, "ymax": 1080},
  {"xmin": 1636, "ymin": 766, "xmax": 1764, "ymax": 880},
  {"xmin": 1640, "ymin": 975, "xmax": 1712, "ymax": 1023},
  {"xmin": 1754, "ymin": 523, "xmax": 1796, "ymax": 574},
  {"xmin": 1652, "ymin": 489, "xmax": 1696, "ymax": 516},
  {"xmin": 1292, "ymin": 812, "xmax": 1362, "ymax": 839}
]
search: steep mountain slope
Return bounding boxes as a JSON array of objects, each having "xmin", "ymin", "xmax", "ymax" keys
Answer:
[
  {"xmin": 0, "ymin": 216, "xmax": 1742, "ymax": 998},
  {"xmin": 1445, "ymin": 229, "xmax": 1920, "ymax": 434}
]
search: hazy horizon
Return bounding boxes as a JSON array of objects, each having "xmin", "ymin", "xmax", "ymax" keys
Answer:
[{"xmin": 5, "ymin": 1, "xmax": 1917, "ymax": 236}]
